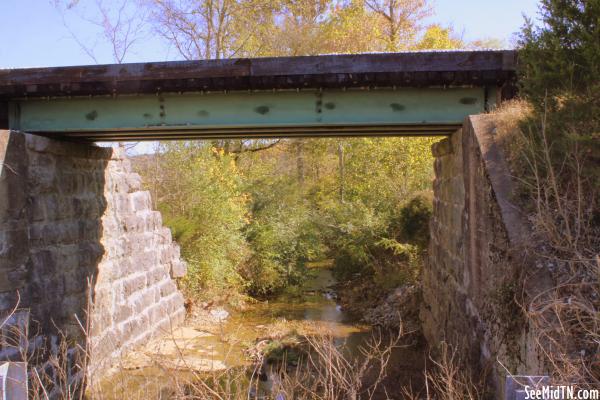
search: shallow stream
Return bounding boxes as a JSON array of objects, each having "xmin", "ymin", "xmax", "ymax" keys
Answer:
[{"xmin": 96, "ymin": 266, "xmax": 424, "ymax": 398}]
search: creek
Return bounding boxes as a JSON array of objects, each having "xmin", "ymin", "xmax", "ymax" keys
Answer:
[{"xmin": 97, "ymin": 265, "xmax": 424, "ymax": 398}]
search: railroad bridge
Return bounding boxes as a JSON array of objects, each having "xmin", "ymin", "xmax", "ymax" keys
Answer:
[{"xmin": 0, "ymin": 50, "xmax": 535, "ymax": 396}]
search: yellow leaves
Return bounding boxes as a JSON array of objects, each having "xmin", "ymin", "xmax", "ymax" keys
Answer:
[
  {"xmin": 414, "ymin": 24, "xmax": 464, "ymax": 50},
  {"xmin": 211, "ymin": 147, "xmax": 226, "ymax": 157}
]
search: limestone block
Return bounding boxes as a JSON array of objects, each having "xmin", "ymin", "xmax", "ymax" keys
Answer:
[
  {"xmin": 0, "ymin": 362, "xmax": 28, "ymax": 400},
  {"xmin": 125, "ymin": 173, "xmax": 142, "ymax": 191},
  {"xmin": 131, "ymin": 249, "xmax": 157, "ymax": 271},
  {"xmin": 129, "ymin": 191, "xmax": 151, "ymax": 212},
  {"xmin": 29, "ymin": 249, "xmax": 57, "ymax": 276},
  {"xmin": 60, "ymin": 293, "xmax": 87, "ymax": 321},
  {"xmin": 63, "ymin": 265, "xmax": 95, "ymax": 295},
  {"xmin": 111, "ymin": 147, "xmax": 126, "ymax": 161},
  {"xmin": 122, "ymin": 274, "xmax": 146, "ymax": 297},
  {"xmin": 171, "ymin": 244, "xmax": 181, "ymax": 259},
  {"xmin": 92, "ymin": 330, "xmax": 119, "ymax": 359},
  {"xmin": 114, "ymin": 303, "xmax": 133, "ymax": 325},
  {"xmin": 147, "ymin": 267, "xmax": 167, "ymax": 286},
  {"xmin": 28, "ymin": 165, "xmax": 56, "ymax": 194},
  {"xmin": 143, "ymin": 211, "xmax": 162, "ymax": 231},
  {"xmin": 431, "ymin": 137, "xmax": 453, "ymax": 157},
  {"xmin": 159, "ymin": 227, "xmax": 172, "ymax": 242},
  {"xmin": 113, "ymin": 193, "xmax": 132, "ymax": 214},
  {"xmin": 170, "ymin": 260, "xmax": 187, "ymax": 279},
  {"xmin": 0, "ymin": 226, "xmax": 27, "ymax": 263},
  {"xmin": 0, "ymin": 292, "xmax": 20, "ymax": 315},
  {"xmin": 25, "ymin": 134, "xmax": 54, "ymax": 154},
  {"xmin": 0, "ymin": 270, "xmax": 17, "ymax": 292},
  {"xmin": 28, "ymin": 196, "xmax": 47, "ymax": 222},
  {"xmin": 111, "ymin": 173, "xmax": 130, "ymax": 194},
  {"xmin": 77, "ymin": 242, "xmax": 104, "ymax": 267},
  {"xmin": 139, "ymin": 288, "xmax": 157, "ymax": 310},
  {"xmin": 123, "ymin": 214, "xmax": 143, "ymax": 232},
  {"xmin": 158, "ymin": 280, "xmax": 177, "ymax": 298}
]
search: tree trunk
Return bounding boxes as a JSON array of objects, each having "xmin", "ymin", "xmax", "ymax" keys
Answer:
[
  {"xmin": 338, "ymin": 141, "xmax": 345, "ymax": 203},
  {"xmin": 296, "ymin": 139, "xmax": 305, "ymax": 186}
]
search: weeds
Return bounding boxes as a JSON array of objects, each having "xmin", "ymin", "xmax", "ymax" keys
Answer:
[{"xmin": 492, "ymin": 99, "xmax": 599, "ymax": 387}]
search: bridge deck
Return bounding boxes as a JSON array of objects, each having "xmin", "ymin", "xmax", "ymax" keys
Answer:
[{"xmin": 0, "ymin": 51, "xmax": 517, "ymax": 140}]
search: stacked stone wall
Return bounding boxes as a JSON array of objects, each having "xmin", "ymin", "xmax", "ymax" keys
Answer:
[
  {"xmin": 0, "ymin": 130, "xmax": 186, "ymax": 380},
  {"xmin": 422, "ymin": 116, "xmax": 545, "ymax": 398}
]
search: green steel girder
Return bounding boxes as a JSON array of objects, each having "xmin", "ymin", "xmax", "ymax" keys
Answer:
[{"xmin": 8, "ymin": 87, "xmax": 495, "ymax": 141}]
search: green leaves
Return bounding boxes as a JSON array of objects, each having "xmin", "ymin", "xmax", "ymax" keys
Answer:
[{"xmin": 138, "ymin": 136, "xmax": 436, "ymax": 302}]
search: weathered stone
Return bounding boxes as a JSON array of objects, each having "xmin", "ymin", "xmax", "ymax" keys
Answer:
[
  {"xmin": 122, "ymin": 274, "xmax": 147, "ymax": 297},
  {"xmin": 125, "ymin": 173, "xmax": 142, "ymax": 191},
  {"xmin": 170, "ymin": 260, "xmax": 187, "ymax": 279},
  {"xmin": 129, "ymin": 191, "xmax": 151, "ymax": 212},
  {"xmin": 0, "ymin": 131, "xmax": 186, "ymax": 382},
  {"xmin": 423, "ymin": 119, "xmax": 545, "ymax": 398},
  {"xmin": 431, "ymin": 137, "xmax": 453, "ymax": 157}
]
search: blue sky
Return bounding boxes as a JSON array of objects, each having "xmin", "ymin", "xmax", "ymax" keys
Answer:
[{"xmin": 0, "ymin": 0, "xmax": 540, "ymax": 69}]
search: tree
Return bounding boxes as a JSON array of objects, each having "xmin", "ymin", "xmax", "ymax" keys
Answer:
[
  {"xmin": 469, "ymin": 37, "xmax": 505, "ymax": 49},
  {"xmin": 320, "ymin": 1, "xmax": 384, "ymax": 53},
  {"xmin": 52, "ymin": 0, "xmax": 148, "ymax": 63},
  {"xmin": 364, "ymin": 0, "xmax": 432, "ymax": 51},
  {"xmin": 264, "ymin": 0, "xmax": 335, "ymax": 56},
  {"xmin": 518, "ymin": 0, "xmax": 600, "ymax": 161},
  {"xmin": 519, "ymin": 0, "xmax": 600, "ymax": 107},
  {"xmin": 414, "ymin": 24, "xmax": 463, "ymax": 50},
  {"xmin": 147, "ymin": 0, "xmax": 239, "ymax": 59}
]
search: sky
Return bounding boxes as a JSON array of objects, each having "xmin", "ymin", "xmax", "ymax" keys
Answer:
[{"xmin": 0, "ymin": 0, "xmax": 541, "ymax": 69}]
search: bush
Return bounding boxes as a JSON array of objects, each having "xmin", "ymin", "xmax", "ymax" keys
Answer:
[
  {"xmin": 241, "ymin": 181, "xmax": 325, "ymax": 297},
  {"xmin": 330, "ymin": 193, "xmax": 432, "ymax": 287},
  {"xmin": 391, "ymin": 192, "xmax": 433, "ymax": 250},
  {"xmin": 157, "ymin": 143, "xmax": 250, "ymax": 296}
]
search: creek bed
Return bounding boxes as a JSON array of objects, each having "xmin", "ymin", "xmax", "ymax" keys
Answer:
[{"xmin": 94, "ymin": 266, "xmax": 425, "ymax": 399}]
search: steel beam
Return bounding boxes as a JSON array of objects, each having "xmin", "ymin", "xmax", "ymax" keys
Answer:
[{"xmin": 9, "ymin": 87, "xmax": 493, "ymax": 140}]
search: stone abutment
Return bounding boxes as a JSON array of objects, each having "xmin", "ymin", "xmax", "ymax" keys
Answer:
[
  {"xmin": 0, "ymin": 131, "xmax": 186, "ymax": 386},
  {"xmin": 423, "ymin": 116, "xmax": 547, "ymax": 398}
]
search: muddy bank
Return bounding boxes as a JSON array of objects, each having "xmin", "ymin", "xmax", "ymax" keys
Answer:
[{"xmin": 335, "ymin": 278, "xmax": 422, "ymax": 333}]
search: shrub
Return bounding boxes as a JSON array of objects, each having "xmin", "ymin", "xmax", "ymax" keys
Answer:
[
  {"xmin": 157, "ymin": 143, "xmax": 250, "ymax": 296},
  {"xmin": 330, "ymin": 193, "xmax": 432, "ymax": 287},
  {"xmin": 391, "ymin": 192, "xmax": 433, "ymax": 250}
]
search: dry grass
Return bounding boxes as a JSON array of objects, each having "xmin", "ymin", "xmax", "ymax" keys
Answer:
[
  {"xmin": 489, "ymin": 99, "xmax": 534, "ymax": 170},
  {"xmin": 400, "ymin": 342, "xmax": 481, "ymax": 400},
  {"xmin": 490, "ymin": 98, "xmax": 599, "ymax": 387},
  {"xmin": 83, "ymin": 326, "xmax": 404, "ymax": 399},
  {"xmin": 3, "ymin": 303, "xmax": 406, "ymax": 399}
]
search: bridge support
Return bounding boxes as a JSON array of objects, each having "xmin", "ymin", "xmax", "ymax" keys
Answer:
[
  {"xmin": 423, "ymin": 117, "xmax": 549, "ymax": 398},
  {"xmin": 0, "ymin": 131, "xmax": 186, "ymax": 388}
]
